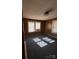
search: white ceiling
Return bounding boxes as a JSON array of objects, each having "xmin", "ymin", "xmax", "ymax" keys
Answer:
[{"xmin": 23, "ymin": 0, "xmax": 57, "ymax": 20}]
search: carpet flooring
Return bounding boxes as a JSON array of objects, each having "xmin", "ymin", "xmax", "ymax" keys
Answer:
[{"xmin": 25, "ymin": 34, "xmax": 57, "ymax": 59}]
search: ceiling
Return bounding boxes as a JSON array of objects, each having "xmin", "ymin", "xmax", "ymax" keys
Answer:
[{"xmin": 23, "ymin": 0, "xmax": 57, "ymax": 20}]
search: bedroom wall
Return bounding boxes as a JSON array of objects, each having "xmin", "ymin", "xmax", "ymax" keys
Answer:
[
  {"xmin": 45, "ymin": 19, "xmax": 57, "ymax": 38},
  {"xmin": 45, "ymin": 20, "xmax": 52, "ymax": 33},
  {"xmin": 23, "ymin": 18, "xmax": 28, "ymax": 38},
  {"xmin": 23, "ymin": 18, "xmax": 57, "ymax": 38},
  {"xmin": 23, "ymin": 18, "xmax": 46, "ymax": 37},
  {"xmin": 41, "ymin": 21, "xmax": 46, "ymax": 33}
]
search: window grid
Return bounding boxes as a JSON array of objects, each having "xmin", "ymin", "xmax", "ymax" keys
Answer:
[{"xmin": 28, "ymin": 21, "xmax": 41, "ymax": 32}]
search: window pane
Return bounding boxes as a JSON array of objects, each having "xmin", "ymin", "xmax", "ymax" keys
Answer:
[
  {"xmin": 36, "ymin": 22, "xmax": 41, "ymax": 32},
  {"xmin": 28, "ymin": 21, "xmax": 35, "ymax": 32},
  {"xmin": 52, "ymin": 20, "xmax": 57, "ymax": 33}
]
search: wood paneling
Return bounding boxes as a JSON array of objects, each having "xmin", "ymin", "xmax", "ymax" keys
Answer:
[
  {"xmin": 45, "ymin": 20, "xmax": 52, "ymax": 33},
  {"xmin": 23, "ymin": 18, "xmax": 28, "ymax": 38},
  {"xmin": 23, "ymin": 18, "xmax": 57, "ymax": 38},
  {"xmin": 41, "ymin": 21, "xmax": 46, "ymax": 33},
  {"xmin": 44, "ymin": 19, "xmax": 57, "ymax": 38},
  {"xmin": 23, "ymin": 18, "xmax": 43, "ymax": 37},
  {"xmin": 22, "ymin": 18, "xmax": 25, "ymax": 59}
]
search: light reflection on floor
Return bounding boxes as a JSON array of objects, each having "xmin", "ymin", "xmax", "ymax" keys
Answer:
[
  {"xmin": 33, "ymin": 38, "xmax": 41, "ymax": 42},
  {"xmin": 33, "ymin": 37, "xmax": 55, "ymax": 48},
  {"xmin": 37, "ymin": 41, "xmax": 48, "ymax": 47}
]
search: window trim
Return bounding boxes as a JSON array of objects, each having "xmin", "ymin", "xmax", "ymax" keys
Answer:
[{"xmin": 28, "ymin": 21, "xmax": 41, "ymax": 32}]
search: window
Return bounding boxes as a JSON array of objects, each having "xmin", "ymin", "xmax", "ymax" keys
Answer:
[
  {"xmin": 36, "ymin": 22, "xmax": 41, "ymax": 32},
  {"xmin": 28, "ymin": 21, "xmax": 41, "ymax": 32},
  {"xmin": 52, "ymin": 20, "xmax": 57, "ymax": 33},
  {"xmin": 28, "ymin": 21, "xmax": 35, "ymax": 32}
]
